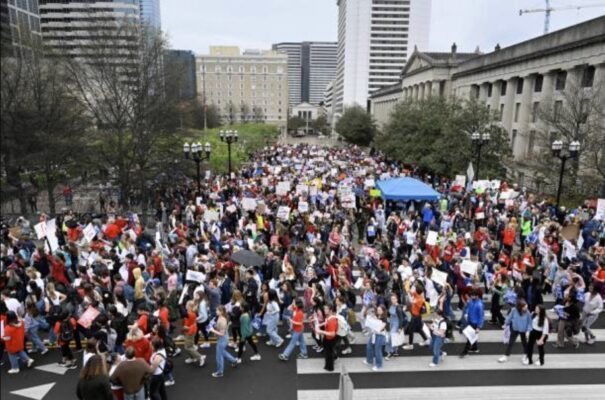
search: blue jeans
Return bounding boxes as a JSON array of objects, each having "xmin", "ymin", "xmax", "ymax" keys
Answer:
[
  {"xmin": 215, "ymin": 335, "xmax": 237, "ymax": 375},
  {"xmin": 265, "ymin": 314, "xmax": 283, "ymax": 345},
  {"xmin": 124, "ymin": 387, "xmax": 145, "ymax": 400},
  {"xmin": 432, "ymin": 335, "xmax": 444, "ymax": 364},
  {"xmin": 386, "ymin": 326, "xmax": 399, "ymax": 354},
  {"xmin": 26, "ymin": 327, "xmax": 47, "ymax": 352},
  {"xmin": 366, "ymin": 334, "xmax": 385, "ymax": 368},
  {"xmin": 8, "ymin": 351, "xmax": 31, "ymax": 370},
  {"xmin": 282, "ymin": 331, "xmax": 307, "ymax": 359}
]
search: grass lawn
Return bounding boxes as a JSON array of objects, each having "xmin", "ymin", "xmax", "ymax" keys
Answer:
[{"xmin": 183, "ymin": 124, "xmax": 279, "ymax": 174}]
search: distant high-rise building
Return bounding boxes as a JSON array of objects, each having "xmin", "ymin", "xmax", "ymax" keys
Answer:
[
  {"xmin": 38, "ymin": 1, "xmax": 140, "ymax": 60},
  {"xmin": 165, "ymin": 49, "xmax": 196, "ymax": 99},
  {"xmin": 196, "ymin": 46, "xmax": 288, "ymax": 127},
  {"xmin": 139, "ymin": 0, "xmax": 161, "ymax": 29},
  {"xmin": 334, "ymin": 0, "xmax": 431, "ymax": 113},
  {"xmin": 273, "ymin": 41, "xmax": 337, "ymax": 106},
  {"xmin": 1, "ymin": 0, "xmax": 41, "ymax": 57}
]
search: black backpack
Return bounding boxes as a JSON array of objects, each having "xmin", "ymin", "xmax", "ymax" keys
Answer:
[
  {"xmin": 60, "ymin": 320, "xmax": 74, "ymax": 342},
  {"xmin": 156, "ymin": 353, "xmax": 173, "ymax": 375}
]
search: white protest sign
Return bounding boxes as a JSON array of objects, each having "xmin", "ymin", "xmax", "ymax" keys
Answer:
[
  {"xmin": 34, "ymin": 222, "xmax": 47, "ymax": 240},
  {"xmin": 83, "ymin": 224, "xmax": 97, "ymax": 243},
  {"xmin": 309, "ymin": 186, "xmax": 318, "ymax": 196},
  {"xmin": 596, "ymin": 199, "xmax": 605, "ymax": 221},
  {"xmin": 186, "ymin": 269, "xmax": 205, "ymax": 283},
  {"xmin": 44, "ymin": 219, "xmax": 59, "ymax": 252},
  {"xmin": 204, "ymin": 210, "xmax": 220, "ymax": 222},
  {"xmin": 363, "ymin": 179, "xmax": 375, "ymax": 189},
  {"xmin": 276, "ymin": 181, "xmax": 291, "ymax": 196},
  {"xmin": 460, "ymin": 260, "xmax": 479, "ymax": 276},
  {"xmin": 463, "ymin": 325, "xmax": 478, "ymax": 344},
  {"xmin": 466, "ymin": 162, "xmax": 475, "ymax": 183},
  {"xmin": 430, "ymin": 269, "xmax": 448, "ymax": 287},
  {"xmin": 296, "ymin": 184, "xmax": 309, "ymax": 195},
  {"xmin": 277, "ymin": 206, "xmax": 290, "ymax": 221},
  {"xmin": 196, "ymin": 197, "xmax": 203, "ymax": 206},
  {"xmin": 472, "ymin": 180, "xmax": 490, "ymax": 190},
  {"xmin": 426, "ymin": 231, "xmax": 438, "ymax": 246},
  {"xmin": 341, "ymin": 193, "xmax": 356, "ymax": 209},
  {"xmin": 226, "ymin": 205, "xmax": 237, "ymax": 214},
  {"xmin": 242, "ymin": 198, "xmax": 257, "ymax": 211},
  {"xmin": 298, "ymin": 201, "xmax": 309, "ymax": 213},
  {"xmin": 354, "ymin": 277, "xmax": 364, "ymax": 289},
  {"xmin": 491, "ymin": 180, "xmax": 501, "ymax": 190},
  {"xmin": 454, "ymin": 175, "xmax": 466, "ymax": 187}
]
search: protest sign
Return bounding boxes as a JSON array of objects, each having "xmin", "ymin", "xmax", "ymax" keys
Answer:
[
  {"xmin": 296, "ymin": 184, "xmax": 309, "ymax": 195},
  {"xmin": 242, "ymin": 198, "xmax": 257, "ymax": 211},
  {"xmin": 454, "ymin": 175, "xmax": 466, "ymax": 187},
  {"xmin": 341, "ymin": 193, "xmax": 356, "ymax": 209},
  {"xmin": 186, "ymin": 269, "xmax": 205, "ymax": 283},
  {"xmin": 426, "ymin": 231, "xmax": 438, "ymax": 246},
  {"xmin": 78, "ymin": 307, "xmax": 101, "ymax": 329},
  {"xmin": 196, "ymin": 197, "xmax": 204, "ymax": 206},
  {"xmin": 298, "ymin": 201, "xmax": 309, "ymax": 213},
  {"xmin": 45, "ymin": 219, "xmax": 59, "ymax": 252},
  {"xmin": 276, "ymin": 181, "xmax": 290, "ymax": 196},
  {"xmin": 34, "ymin": 222, "xmax": 47, "ymax": 240},
  {"xmin": 430, "ymin": 269, "xmax": 448, "ymax": 287},
  {"xmin": 596, "ymin": 198, "xmax": 605, "ymax": 221},
  {"xmin": 363, "ymin": 179, "xmax": 375, "ymax": 189},
  {"xmin": 204, "ymin": 210, "xmax": 219, "ymax": 222},
  {"xmin": 460, "ymin": 260, "xmax": 479, "ymax": 276},
  {"xmin": 83, "ymin": 224, "xmax": 97, "ymax": 243},
  {"xmin": 369, "ymin": 189, "xmax": 381, "ymax": 197},
  {"xmin": 561, "ymin": 224, "xmax": 580, "ymax": 240},
  {"xmin": 277, "ymin": 206, "xmax": 290, "ymax": 220}
]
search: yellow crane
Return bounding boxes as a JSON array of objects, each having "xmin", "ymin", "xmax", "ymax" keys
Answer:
[{"xmin": 519, "ymin": 0, "xmax": 605, "ymax": 34}]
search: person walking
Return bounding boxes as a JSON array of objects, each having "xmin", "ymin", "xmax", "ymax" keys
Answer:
[
  {"xmin": 76, "ymin": 354, "xmax": 113, "ymax": 400},
  {"xmin": 2, "ymin": 311, "xmax": 35, "ymax": 374},
  {"xmin": 498, "ymin": 298, "xmax": 532, "ymax": 364},
  {"xmin": 314, "ymin": 304, "xmax": 339, "ymax": 372},
  {"xmin": 581, "ymin": 285, "xmax": 603, "ymax": 345},
  {"xmin": 263, "ymin": 290, "xmax": 284, "ymax": 347},
  {"xmin": 402, "ymin": 283, "xmax": 430, "ymax": 350},
  {"xmin": 278, "ymin": 299, "xmax": 307, "ymax": 361},
  {"xmin": 363, "ymin": 305, "xmax": 388, "ymax": 371},
  {"xmin": 237, "ymin": 303, "xmax": 261, "ymax": 361},
  {"xmin": 149, "ymin": 338, "xmax": 168, "ymax": 400},
  {"xmin": 210, "ymin": 305, "xmax": 239, "ymax": 378},
  {"xmin": 385, "ymin": 293, "xmax": 405, "ymax": 359},
  {"xmin": 429, "ymin": 308, "xmax": 448, "ymax": 367},
  {"xmin": 554, "ymin": 290, "xmax": 581, "ymax": 348},
  {"xmin": 182, "ymin": 300, "xmax": 205, "ymax": 366},
  {"xmin": 527, "ymin": 304, "xmax": 549, "ymax": 366},
  {"xmin": 55, "ymin": 311, "xmax": 78, "ymax": 369},
  {"xmin": 459, "ymin": 289, "xmax": 484, "ymax": 358}
]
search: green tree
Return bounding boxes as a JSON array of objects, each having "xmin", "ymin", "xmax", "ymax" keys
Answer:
[
  {"xmin": 335, "ymin": 105, "xmax": 376, "ymax": 146},
  {"xmin": 312, "ymin": 115, "xmax": 329, "ymax": 135},
  {"xmin": 287, "ymin": 116, "xmax": 305, "ymax": 132}
]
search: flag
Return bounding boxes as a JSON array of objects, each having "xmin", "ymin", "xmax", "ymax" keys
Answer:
[{"xmin": 466, "ymin": 162, "xmax": 475, "ymax": 183}]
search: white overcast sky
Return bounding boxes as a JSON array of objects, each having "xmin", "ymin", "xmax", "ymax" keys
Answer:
[{"xmin": 160, "ymin": 0, "xmax": 605, "ymax": 54}]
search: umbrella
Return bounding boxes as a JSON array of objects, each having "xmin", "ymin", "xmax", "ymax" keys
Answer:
[{"xmin": 231, "ymin": 249, "xmax": 264, "ymax": 267}]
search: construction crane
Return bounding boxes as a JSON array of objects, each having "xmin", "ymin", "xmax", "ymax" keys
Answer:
[{"xmin": 519, "ymin": 1, "xmax": 605, "ymax": 34}]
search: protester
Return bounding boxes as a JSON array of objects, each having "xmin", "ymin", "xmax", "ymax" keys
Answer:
[
  {"xmin": 527, "ymin": 304, "xmax": 549, "ymax": 366},
  {"xmin": 210, "ymin": 305, "xmax": 239, "ymax": 378},
  {"xmin": 499, "ymin": 298, "xmax": 532, "ymax": 364},
  {"xmin": 459, "ymin": 289, "xmax": 484, "ymax": 358},
  {"xmin": 110, "ymin": 347, "xmax": 152, "ymax": 400},
  {"xmin": 279, "ymin": 298, "xmax": 307, "ymax": 361},
  {"xmin": 76, "ymin": 354, "xmax": 113, "ymax": 400},
  {"xmin": 2, "ymin": 311, "xmax": 34, "ymax": 374},
  {"xmin": 429, "ymin": 308, "xmax": 448, "ymax": 367}
]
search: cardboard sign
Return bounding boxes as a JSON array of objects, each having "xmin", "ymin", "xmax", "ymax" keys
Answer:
[
  {"xmin": 242, "ymin": 198, "xmax": 257, "ymax": 211},
  {"xmin": 186, "ymin": 269, "xmax": 205, "ymax": 283},
  {"xmin": 596, "ymin": 198, "xmax": 605, "ymax": 221},
  {"xmin": 204, "ymin": 210, "xmax": 220, "ymax": 222},
  {"xmin": 276, "ymin": 181, "xmax": 290, "ymax": 196},
  {"xmin": 298, "ymin": 201, "xmax": 309, "ymax": 213},
  {"xmin": 430, "ymin": 269, "xmax": 448, "ymax": 287},
  {"xmin": 460, "ymin": 260, "xmax": 479, "ymax": 276},
  {"xmin": 78, "ymin": 307, "xmax": 100, "ymax": 329},
  {"xmin": 277, "ymin": 206, "xmax": 290, "ymax": 221},
  {"xmin": 426, "ymin": 231, "xmax": 438, "ymax": 246},
  {"xmin": 561, "ymin": 224, "xmax": 580, "ymax": 240},
  {"xmin": 83, "ymin": 224, "xmax": 97, "ymax": 243}
]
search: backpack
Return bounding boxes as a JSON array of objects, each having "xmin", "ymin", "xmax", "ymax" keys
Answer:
[
  {"xmin": 48, "ymin": 304, "xmax": 63, "ymax": 323},
  {"xmin": 60, "ymin": 320, "xmax": 74, "ymax": 342},
  {"xmin": 156, "ymin": 352, "xmax": 174, "ymax": 375},
  {"xmin": 335, "ymin": 315, "xmax": 349, "ymax": 337}
]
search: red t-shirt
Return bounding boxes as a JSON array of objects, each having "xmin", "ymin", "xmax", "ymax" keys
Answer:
[
  {"xmin": 410, "ymin": 292, "xmax": 425, "ymax": 317},
  {"xmin": 158, "ymin": 307, "xmax": 170, "ymax": 330},
  {"xmin": 183, "ymin": 311, "xmax": 197, "ymax": 336},
  {"xmin": 324, "ymin": 316, "xmax": 338, "ymax": 339},
  {"xmin": 124, "ymin": 337, "xmax": 152, "ymax": 362},
  {"xmin": 137, "ymin": 313, "xmax": 150, "ymax": 333},
  {"xmin": 292, "ymin": 309, "xmax": 304, "ymax": 333},
  {"xmin": 4, "ymin": 322, "xmax": 25, "ymax": 353}
]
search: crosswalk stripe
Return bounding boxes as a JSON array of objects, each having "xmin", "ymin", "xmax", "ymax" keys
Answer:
[
  {"xmin": 295, "ymin": 353, "xmax": 605, "ymax": 374},
  {"xmin": 297, "ymin": 384, "xmax": 605, "ymax": 400}
]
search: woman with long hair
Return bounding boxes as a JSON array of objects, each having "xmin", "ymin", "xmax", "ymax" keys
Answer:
[
  {"xmin": 209, "ymin": 305, "xmax": 239, "ymax": 378},
  {"xmin": 527, "ymin": 304, "xmax": 549, "ymax": 366},
  {"xmin": 228, "ymin": 290, "xmax": 245, "ymax": 348},
  {"xmin": 76, "ymin": 354, "xmax": 113, "ymax": 400},
  {"xmin": 263, "ymin": 289, "xmax": 284, "ymax": 347},
  {"xmin": 498, "ymin": 298, "xmax": 532, "ymax": 364},
  {"xmin": 2, "ymin": 311, "xmax": 34, "ymax": 374},
  {"xmin": 194, "ymin": 289, "xmax": 211, "ymax": 348}
]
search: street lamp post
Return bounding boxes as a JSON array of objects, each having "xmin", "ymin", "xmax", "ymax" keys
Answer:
[
  {"xmin": 219, "ymin": 129, "xmax": 239, "ymax": 177},
  {"xmin": 471, "ymin": 130, "xmax": 491, "ymax": 180},
  {"xmin": 551, "ymin": 140, "xmax": 580, "ymax": 208},
  {"xmin": 183, "ymin": 141, "xmax": 212, "ymax": 194}
]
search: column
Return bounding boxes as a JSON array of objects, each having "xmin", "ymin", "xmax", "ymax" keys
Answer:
[
  {"xmin": 501, "ymin": 77, "xmax": 516, "ymax": 132},
  {"xmin": 431, "ymin": 80, "xmax": 440, "ymax": 97},
  {"xmin": 419, "ymin": 83, "xmax": 425, "ymax": 100}
]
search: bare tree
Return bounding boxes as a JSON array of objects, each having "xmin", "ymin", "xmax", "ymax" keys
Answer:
[
  {"xmin": 252, "ymin": 106, "xmax": 265, "ymax": 123},
  {"xmin": 536, "ymin": 80, "xmax": 605, "ymax": 195}
]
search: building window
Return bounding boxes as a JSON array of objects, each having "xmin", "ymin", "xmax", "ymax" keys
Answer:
[
  {"xmin": 555, "ymin": 70, "xmax": 566, "ymax": 91},
  {"xmin": 511, "ymin": 129, "xmax": 517, "ymax": 151},
  {"xmin": 239, "ymin": 66, "xmax": 244, "ymax": 73},
  {"xmin": 554, "ymin": 100, "xmax": 563, "ymax": 122},
  {"xmin": 487, "ymin": 83, "xmax": 493, "ymax": 97},
  {"xmin": 527, "ymin": 130, "xmax": 536, "ymax": 157},
  {"xmin": 471, "ymin": 85, "xmax": 479, "ymax": 100},
  {"xmin": 215, "ymin": 65, "xmax": 221, "ymax": 73},
  {"xmin": 439, "ymin": 81, "xmax": 445, "ymax": 97},
  {"xmin": 534, "ymin": 74, "xmax": 543, "ymax": 92},
  {"xmin": 532, "ymin": 102, "xmax": 539, "ymax": 123},
  {"xmin": 581, "ymin": 66, "xmax": 595, "ymax": 87},
  {"xmin": 514, "ymin": 102, "xmax": 520, "ymax": 122},
  {"xmin": 499, "ymin": 104, "xmax": 505, "ymax": 121},
  {"xmin": 500, "ymin": 81, "xmax": 507, "ymax": 96},
  {"xmin": 516, "ymin": 78, "xmax": 523, "ymax": 94}
]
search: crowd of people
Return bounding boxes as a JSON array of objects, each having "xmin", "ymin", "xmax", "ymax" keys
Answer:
[{"xmin": 1, "ymin": 143, "xmax": 604, "ymax": 400}]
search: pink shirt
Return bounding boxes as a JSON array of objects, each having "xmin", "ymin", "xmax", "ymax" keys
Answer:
[{"xmin": 167, "ymin": 274, "xmax": 178, "ymax": 292}]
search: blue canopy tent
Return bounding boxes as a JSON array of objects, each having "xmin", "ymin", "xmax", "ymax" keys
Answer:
[{"xmin": 376, "ymin": 177, "xmax": 441, "ymax": 201}]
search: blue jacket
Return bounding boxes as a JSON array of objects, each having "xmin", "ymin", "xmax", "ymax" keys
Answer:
[
  {"xmin": 505, "ymin": 308, "xmax": 533, "ymax": 332},
  {"xmin": 465, "ymin": 299, "xmax": 484, "ymax": 329}
]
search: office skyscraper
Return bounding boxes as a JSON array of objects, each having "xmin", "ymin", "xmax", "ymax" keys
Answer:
[
  {"xmin": 334, "ymin": 0, "xmax": 431, "ymax": 113},
  {"xmin": 139, "ymin": 0, "xmax": 161, "ymax": 29},
  {"xmin": 0, "ymin": 0, "xmax": 41, "ymax": 57},
  {"xmin": 273, "ymin": 41, "xmax": 337, "ymax": 106}
]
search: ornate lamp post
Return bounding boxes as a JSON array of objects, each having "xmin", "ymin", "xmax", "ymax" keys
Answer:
[
  {"xmin": 219, "ymin": 129, "xmax": 239, "ymax": 177},
  {"xmin": 551, "ymin": 139, "xmax": 580, "ymax": 208},
  {"xmin": 183, "ymin": 141, "xmax": 211, "ymax": 193}
]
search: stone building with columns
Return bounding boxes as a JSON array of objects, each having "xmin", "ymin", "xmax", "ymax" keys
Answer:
[{"xmin": 369, "ymin": 16, "xmax": 605, "ymax": 182}]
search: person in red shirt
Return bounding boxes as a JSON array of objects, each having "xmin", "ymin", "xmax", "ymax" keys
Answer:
[
  {"xmin": 124, "ymin": 326, "xmax": 152, "ymax": 362},
  {"xmin": 182, "ymin": 300, "xmax": 205, "ymax": 366},
  {"xmin": 48, "ymin": 253, "xmax": 71, "ymax": 287},
  {"xmin": 3, "ymin": 311, "xmax": 34, "ymax": 374},
  {"xmin": 156, "ymin": 298, "xmax": 170, "ymax": 331},
  {"xmin": 54, "ymin": 312, "xmax": 78, "ymax": 369},
  {"xmin": 315, "ymin": 304, "xmax": 339, "ymax": 372},
  {"xmin": 502, "ymin": 224, "xmax": 516, "ymax": 251},
  {"xmin": 403, "ymin": 284, "xmax": 430, "ymax": 350},
  {"xmin": 278, "ymin": 298, "xmax": 307, "ymax": 361},
  {"xmin": 136, "ymin": 306, "xmax": 151, "ymax": 334}
]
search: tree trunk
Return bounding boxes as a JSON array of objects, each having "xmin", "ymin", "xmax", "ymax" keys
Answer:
[
  {"xmin": 5, "ymin": 160, "xmax": 28, "ymax": 215},
  {"xmin": 44, "ymin": 163, "xmax": 56, "ymax": 215}
]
